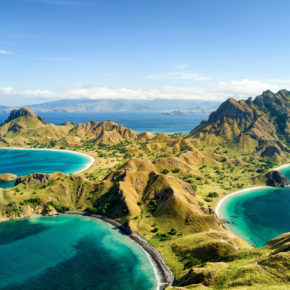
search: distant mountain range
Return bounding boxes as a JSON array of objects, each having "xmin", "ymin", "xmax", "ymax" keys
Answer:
[
  {"xmin": 0, "ymin": 99, "xmax": 221, "ymax": 113},
  {"xmin": 161, "ymin": 107, "xmax": 217, "ymax": 115}
]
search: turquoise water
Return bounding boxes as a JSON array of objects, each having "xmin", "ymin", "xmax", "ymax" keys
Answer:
[
  {"xmin": 280, "ymin": 165, "xmax": 290, "ymax": 179},
  {"xmin": 219, "ymin": 166, "xmax": 290, "ymax": 247},
  {"xmin": 0, "ymin": 215, "xmax": 156, "ymax": 289},
  {"xmin": 0, "ymin": 149, "xmax": 92, "ymax": 188}
]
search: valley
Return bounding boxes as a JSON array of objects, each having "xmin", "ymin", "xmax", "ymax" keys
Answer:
[{"xmin": 0, "ymin": 90, "xmax": 289, "ymax": 289}]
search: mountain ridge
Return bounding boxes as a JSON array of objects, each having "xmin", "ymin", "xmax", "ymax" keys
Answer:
[
  {"xmin": 190, "ymin": 89, "xmax": 290, "ymax": 161},
  {"xmin": 0, "ymin": 99, "xmax": 221, "ymax": 113},
  {"xmin": 0, "ymin": 91, "xmax": 289, "ymax": 290}
]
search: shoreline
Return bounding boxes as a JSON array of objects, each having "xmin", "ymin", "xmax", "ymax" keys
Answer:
[
  {"xmin": 215, "ymin": 163, "xmax": 290, "ymax": 246},
  {"xmin": 215, "ymin": 186, "xmax": 269, "ymax": 217},
  {"xmin": 215, "ymin": 162, "xmax": 290, "ymax": 218},
  {"xmin": 0, "ymin": 147, "xmax": 95, "ymax": 174},
  {"xmin": 64, "ymin": 211, "xmax": 174, "ymax": 290},
  {"xmin": 0, "ymin": 212, "xmax": 174, "ymax": 289},
  {"xmin": 272, "ymin": 163, "xmax": 290, "ymax": 171}
]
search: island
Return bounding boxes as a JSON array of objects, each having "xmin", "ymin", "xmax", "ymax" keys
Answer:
[
  {"xmin": 0, "ymin": 173, "xmax": 17, "ymax": 182},
  {"xmin": 0, "ymin": 89, "xmax": 289, "ymax": 290}
]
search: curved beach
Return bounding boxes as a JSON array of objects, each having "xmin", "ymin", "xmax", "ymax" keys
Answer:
[
  {"xmin": 215, "ymin": 163, "xmax": 290, "ymax": 247},
  {"xmin": 65, "ymin": 211, "xmax": 174, "ymax": 290},
  {"xmin": 0, "ymin": 147, "xmax": 95, "ymax": 174},
  {"xmin": 215, "ymin": 163, "xmax": 290, "ymax": 218},
  {"xmin": 272, "ymin": 163, "xmax": 290, "ymax": 171},
  {"xmin": 215, "ymin": 186, "xmax": 269, "ymax": 218}
]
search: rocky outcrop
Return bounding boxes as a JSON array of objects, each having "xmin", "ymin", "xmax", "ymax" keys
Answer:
[
  {"xmin": 61, "ymin": 121, "xmax": 75, "ymax": 126},
  {"xmin": 15, "ymin": 173, "xmax": 53, "ymax": 186},
  {"xmin": 265, "ymin": 170, "xmax": 289, "ymax": 187},
  {"xmin": 254, "ymin": 90, "xmax": 290, "ymax": 144},
  {"xmin": 0, "ymin": 173, "xmax": 17, "ymax": 182},
  {"xmin": 5, "ymin": 107, "xmax": 46, "ymax": 125},
  {"xmin": 190, "ymin": 90, "xmax": 289, "ymax": 159},
  {"xmin": 69, "ymin": 120, "xmax": 140, "ymax": 144},
  {"xmin": 0, "ymin": 107, "xmax": 47, "ymax": 137},
  {"xmin": 68, "ymin": 120, "xmax": 156, "ymax": 144}
]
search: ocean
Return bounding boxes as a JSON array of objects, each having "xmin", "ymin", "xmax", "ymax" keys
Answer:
[
  {"xmin": 0, "ymin": 111, "xmax": 208, "ymax": 133},
  {"xmin": 0, "ymin": 215, "xmax": 156, "ymax": 289}
]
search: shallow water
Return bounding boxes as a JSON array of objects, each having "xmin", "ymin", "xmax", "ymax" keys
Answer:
[
  {"xmin": 280, "ymin": 165, "xmax": 290, "ymax": 179},
  {"xmin": 219, "ymin": 167, "xmax": 290, "ymax": 247},
  {"xmin": 0, "ymin": 149, "xmax": 92, "ymax": 188},
  {"xmin": 0, "ymin": 215, "xmax": 157, "ymax": 290}
]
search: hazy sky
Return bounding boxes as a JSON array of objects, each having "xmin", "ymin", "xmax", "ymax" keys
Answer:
[{"xmin": 1, "ymin": 0, "xmax": 290, "ymax": 105}]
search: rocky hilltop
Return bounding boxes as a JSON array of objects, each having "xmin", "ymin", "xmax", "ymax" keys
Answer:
[
  {"xmin": 4, "ymin": 107, "xmax": 46, "ymax": 125},
  {"xmin": 265, "ymin": 170, "xmax": 289, "ymax": 187},
  {"xmin": 191, "ymin": 90, "xmax": 290, "ymax": 162},
  {"xmin": 0, "ymin": 107, "xmax": 46, "ymax": 138},
  {"xmin": 69, "ymin": 120, "xmax": 140, "ymax": 144}
]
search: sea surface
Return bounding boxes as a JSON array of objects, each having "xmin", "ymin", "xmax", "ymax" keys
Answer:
[
  {"xmin": 0, "ymin": 112, "xmax": 208, "ymax": 133},
  {"xmin": 0, "ymin": 215, "xmax": 156, "ymax": 290},
  {"xmin": 219, "ymin": 166, "xmax": 290, "ymax": 247},
  {"xmin": 0, "ymin": 149, "xmax": 91, "ymax": 188}
]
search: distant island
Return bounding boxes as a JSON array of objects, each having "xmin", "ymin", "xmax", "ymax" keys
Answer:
[
  {"xmin": 161, "ymin": 106, "xmax": 216, "ymax": 115},
  {"xmin": 0, "ymin": 89, "xmax": 289, "ymax": 290},
  {"xmin": 0, "ymin": 99, "xmax": 221, "ymax": 113}
]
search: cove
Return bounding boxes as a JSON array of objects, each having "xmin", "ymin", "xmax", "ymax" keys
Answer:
[
  {"xmin": 0, "ymin": 148, "xmax": 94, "ymax": 188},
  {"xmin": 0, "ymin": 215, "xmax": 157, "ymax": 289},
  {"xmin": 216, "ymin": 166, "xmax": 290, "ymax": 248}
]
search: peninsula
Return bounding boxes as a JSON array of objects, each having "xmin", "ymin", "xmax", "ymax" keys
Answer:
[{"xmin": 0, "ymin": 89, "xmax": 289, "ymax": 289}]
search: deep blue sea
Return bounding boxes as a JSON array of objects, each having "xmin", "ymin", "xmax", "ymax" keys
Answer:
[
  {"xmin": 219, "ymin": 166, "xmax": 290, "ymax": 247},
  {"xmin": 0, "ymin": 112, "xmax": 208, "ymax": 133},
  {"xmin": 0, "ymin": 149, "xmax": 92, "ymax": 188},
  {"xmin": 0, "ymin": 215, "xmax": 156, "ymax": 290}
]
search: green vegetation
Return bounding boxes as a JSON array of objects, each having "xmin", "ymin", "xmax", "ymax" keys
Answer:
[
  {"xmin": 47, "ymin": 201, "xmax": 70, "ymax": 213},
  {"xmin": 21, "ymin": 198, "xmax": 42, "ymax": 206},
  {"xmin": 0, "ymin": 93, "xmax": 289, "ymax": 290}
]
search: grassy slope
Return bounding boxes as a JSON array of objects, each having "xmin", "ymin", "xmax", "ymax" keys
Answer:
[{"xmin": 0, "ymin": 111, "xmax": 289, "ymax": 289}]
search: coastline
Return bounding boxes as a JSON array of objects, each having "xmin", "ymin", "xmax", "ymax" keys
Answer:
[
  {"xmin": 0, "ymin": 212, "xmax": 173, "ymax": 290},
  {"xmin": 272, "ymin": 163, "xmax": 290, "ymax": 171},
  {"xmin": 215, "ymin": 162, "xmax": 290, "ymax": 218},
  {"xmin": 64, "ymin": 211, "xmax": 174, "ymax": 290},
  {"xmin": 214, "ymin": 186, "xmax": 269, "ymax": 218},
  {"xmin": 0, "ymin": 148, "xmax": 172, "ymax": 289},
  {"xmin": 215, "ymin": 162, "xmax": 290, "ymax": 246},
  {"xmin": 0, "ymin": 147, "xmax": 95, "ymax": 174}
]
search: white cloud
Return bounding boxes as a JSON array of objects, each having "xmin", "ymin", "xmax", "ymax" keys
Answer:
[
  {"xmin": 268, "ymin": 79, "xmax": 290, "ymax": 85},
  {"xmin": 59, "ymin": 79, "xmax": 281, "ymax": 101},
  {"xmin": 0, "ymin": 50, "xmax": 11, "ymax": 55},
  {"xmin": 0, "ymin": 79, "xmax": 283, "ymax": 104},
  {"xmin": 0, "ymin": 87, "xmax": 56, "ymax": 98},
  {"xmin": 146, "ymin": 71, "xmax": 210, "ymax": 81},
  {"xmin": 214, "ymin": 79, "xmax": 280, "ymax": 98}
]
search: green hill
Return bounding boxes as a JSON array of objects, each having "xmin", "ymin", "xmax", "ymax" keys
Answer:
[
  {"xmin": 190, "ymin": 90, "xmax": 290, "ymax": 162},
  {"xmin": 0, "ymin": 92, "xmax": 289, "ymax": 290}
]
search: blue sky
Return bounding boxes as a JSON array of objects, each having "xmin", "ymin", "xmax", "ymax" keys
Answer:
[{"xmin": 1, "ymin": 0, "xmax": 290, "ymax": 105}]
